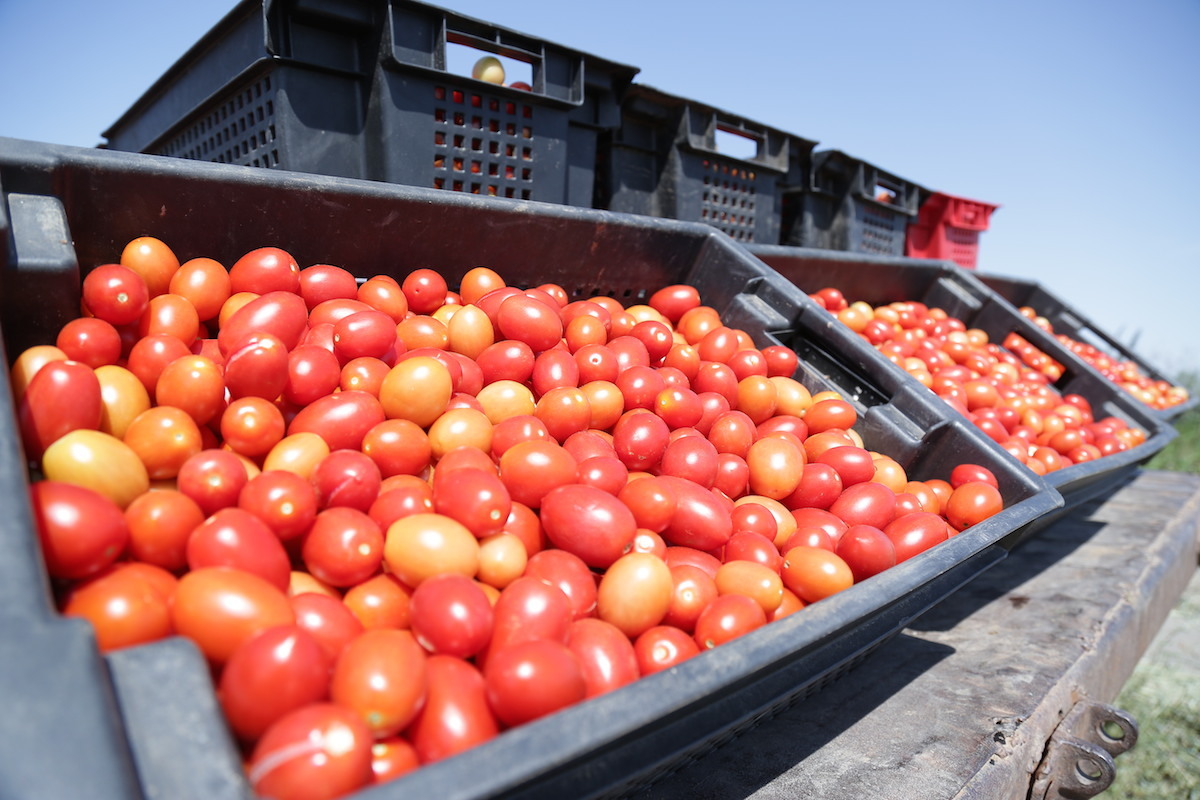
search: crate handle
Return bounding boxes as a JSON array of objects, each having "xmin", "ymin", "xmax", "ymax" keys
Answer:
[{"xmin": 383, "ymin": 3, "xmax": 587, "ymax": 107}]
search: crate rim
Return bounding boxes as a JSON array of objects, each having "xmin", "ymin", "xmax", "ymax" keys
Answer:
[{"xmin": 100, "ymin": 0, "xmax": 641, "ymax": 144}]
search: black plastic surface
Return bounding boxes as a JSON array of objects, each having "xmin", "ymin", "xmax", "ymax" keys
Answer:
[
  {"xmin": 101, "ymin": 0, "xmax": 638, "ymax": 207},
  {"xmin": 746, "ymin": 245, "xmax": 1176, "ymax": 519},
  {"xmin": 781, "ymin": 150, "xmax": 925, "ymax": 256},
  {"xmin": 977, "ymin": 272, "xmax": 1197, "ymax": 422},
  {"xmin": 0, "ymin": 137, "xmax": 1060, "ymax": 800},
  {"xmin": 597, "ymin": 84, "xmax": 818, "ymax": 244}
]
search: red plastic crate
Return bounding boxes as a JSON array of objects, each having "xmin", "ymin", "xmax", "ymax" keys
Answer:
[{"xmin": 905, "ymin": 191, "xmax": 998, "ymax": 269}]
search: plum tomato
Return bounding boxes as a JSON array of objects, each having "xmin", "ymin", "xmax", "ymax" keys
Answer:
[
  {"xmin": 408, "ymin": 573, "xmax": 494, "ymax": 658},
  {"xmin": 31, "ymin": 481, "xmax": 129, "ymax": 580},
  {"xmin": 484, "ymin": 639, "xmax": 586, "ymax": 727},
  {"xmin": 219, "ymin": 625, "xmax": 330, "ymax": 742},
  {"xmin": 835, "ymin": 524, "xmax": 897, "ymax": 582},
  {"xmin": 302, "ymin": 507, "xmax": 384, "ymax": 587},
  {"xmin": 693, "ymin": 593, "xmax": 767, "ymax": 651},
  {"xmin": 408, "ymin": 654, "xmax": 498, "ymax": 763},
  {"xmin": 331, "ymin": 628, "xmax": 428, "ymax": 737},
  {"xmin": 540, "ymin": 483, "xmax": 637, "ymax": 568},
  {"xmin": 248, "ymin": 703, "xmax": 374, "ymax": 800},
  {"xmin": 172, "ymin": 567, "xmax": 295, "ymax": 665},
  {"xmin": 565, "ymin": 617, "xmax": 640, "ymax": 698}
]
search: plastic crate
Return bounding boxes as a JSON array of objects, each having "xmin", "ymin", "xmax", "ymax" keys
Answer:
[
  {"xmin": 0, "ymin": 137, "xmax": 1059, "ymax": 800},
  {"xmin": 977, "ymin": 273, "xmax": 1197, "ymax": 421},
  {"xmin": 905, "ymin": 190, "xmax": 999, "ymax": 269},
  {"xmin": 746, "ymin": 245, "xmax": 1177, "ymax": 519},
  {"xmin": 781, "ymin": 149, "xmax": 925, "ymax": 256},
  {"xmin": 101, "ymin": 0, "xmax": 638, "ymax": 207},
  {"xmin": 597, "ymin": 84, "xmax": 818, "ymax": 244}
]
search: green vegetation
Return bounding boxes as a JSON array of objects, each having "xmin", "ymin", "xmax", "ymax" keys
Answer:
[{"xmin": 1147, "ymin": 408, "xmax": 1200, "ymax": 473}]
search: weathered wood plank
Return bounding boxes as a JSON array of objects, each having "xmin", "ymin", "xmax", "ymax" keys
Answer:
[{"xmin": 640, "ymin": 470, "xmax": 1200, "ymax": 800}]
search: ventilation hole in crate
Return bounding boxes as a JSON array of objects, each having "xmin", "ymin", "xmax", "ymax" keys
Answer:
[
  {"xmin": 505, "ymin": 101, "xmax": 516, "ymax": 115},
  {"xmin": 434, "ymin": 155, "xmax": 445, "ymax": 169},
  {"xmin": 471, "ymin": 94, "xmax": 482, "ymax": 108},
  {"xmin": 521, "ymin": 126, "xmax": 532, "ymax": 139},
  {"xmin": 470, "ymin": 137, "xmax": 481, "ymax": 151},
  {"xmin": 434, "ymin": 177, "xmax": 445, "ymax": 189},
  {"xmin": 435, "ymin": 86, "xmax": 446, "ymax": 100},
  {"xmin": 435, "ymin": 108, "xmax": 447, "ymax": 123},
  {"xmin": 521, "ymin": 189, "xmax": 531, "ymax": 199},
  {"xmin": 505, "ymin": 122, "xmax": 515, "ymax": 135},
  {"xmin": 432, "ymin": 83, "xmax": 533, "ymax": 200},
  {"xmin": 522, "ymin": 147, "xmax": 532, "ymax": 161},
  {"xmin": 470, "ymin": 182, "xmax": 481, "ymax": 194},
  {"xmin": 453, "ymin": 180, "xmax": 464, "ymax": 191},
  {"xmin": 434, "ymin": 131, "xmax": 446, "ymax": 146},
  {"xmin": 505, "ymin": 143, "xmax": 515, "ymax": 157},
  {"xmin": 471, "ymin": 161, "xmax": 482, "ymax": 174},
  {"xmin": 453, "ymin": 157, "xmax": 464, "ymax": 172},
  {"xmin": 490, "ymin": 98, "xmax": 501, "ymax": 112},
  {"xmin": 490, "ymin": 141, "xmax": 500, "ymax": 155},
  {"xmin": 505, "ymin": 187, "xmax": 515, "ymax": 198}
]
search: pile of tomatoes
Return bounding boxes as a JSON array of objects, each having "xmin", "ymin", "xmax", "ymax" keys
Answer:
[
  {"xmin": 1011, "ymin": 306, "xmax": 1190, "ymax": 412},
  {"xmin": 808, "ymin": 287, "xmax": 1149, "ymax": 477},
  {"xmin": 16, "ymin": 236, "xmax": 1006, "ymax": 800}
]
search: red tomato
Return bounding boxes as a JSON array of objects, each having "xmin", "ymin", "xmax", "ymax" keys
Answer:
[
  {"xmin": 331, "ymin": 629, "xmax": 428, "ymax": 736},
  {"xmin": 302, "ymin": 507, "xmax": 384, "ymax": 587},
  {"xmin": 635, "ymin": 625, "xmax": 701, "ymax": 674},
  {"xmin": 950, "ymin": 463, "xmax": 999, "ymax": 489},
  {"xmin": 648, "ymin": 284, "xmax": 701, "ymax": 324},
  {"xmin": 219, "ymin": 625, "xmax": 330, "ymax": 741},
  {"xmin": 484, "ymin": 639, "xmax": 586, "ymax": 726},
  {"xmin": 497, "ymin": 294, "xmax": 564, "ymax": 353},
  {"xmin": 659, "ymin": 435, "xmax": 719, "ymax": 488},
  {"xmin": 362, "ymin": 419, "xmax": 432, "ymax": 477},
  {"xmin": 498, "ymin": 440, "xmax": 578, "ymax": 509},
  {"xmin": 124, "ymin": 488, "xmax": 204, "ymax": 572},
  {"xmin": 83, "ymin": 263, "xmax": 150, "ymax": 325},
  {"xmin": 218, "ymin": 291, "xmax": 308, "ymax": 355},
  {"xmin": 248, "ymin": 703, "xmax": 374, "ymax": 800},
  {"xmin": 229, "ymin": 247, "xmax": 301, "ymax": 295},
  {"xmin": 693, "ymin": 593, "xmax": 767, "ymax": 650},
  {"xmin": 155, "ymin": 355, "xmax": 225, "ymax": 426},
  {"xmin": 30, "ymin": 481, "xmax": 128, "ymax": 580},
  {"xmin": 486, "ymin": 576, "xmax": 573, "ymax": 659},
  {"xmin": 828, "ymin": 481, "xmax": 897, "ymax": 529},
  {"xmin": 408, "ymin": 574, "xmax": 494, "ymax": 658},
  {"xmin": 60, "ymin": 565, "xmax": 169, "ymax": 654},
  {"xmin": 187, "ymin": 508, "xmax": 292, "ymax": 591},
  {"xmin": 523, "ymin": 549, "xmax": 597, "ymax": 621},
  {"xmin": 662, "ymin": 563, "xmax": 719, "ymax": 632},
  {"xmin": 884, "ymin": 512, "xmax": 949, "ymax": 562},
  {"xmin": 223, "ymin": 333, "xmax": 289, "ymax": 400},
  {"xmin": 565, "ymin": 617, "xmax": 640, "ymax": 698},
  {"xmin": 401, "ymin": 268, "xmax": 449, "ymax": 315},
  {"xmin": 816, "ymin": 445, "xmax": 876, "ymax": 487},
  {"xmin": 781, "ymin": 546, "xmax": 854, "ymax": 604},
  {"xmin": 290, "ymin": 592, "xmax": 365, "ymax": 663},
  {"xmin": 612, "ymin": 410, "xmax": 670, "ymax": 472},
  {"xmin": 333, "ymin": 310, "xmax": 396, "ymax": 362},
  {"xmin": 239, "ymin": 470, "xmax": 320, "ymax": 542},
  {"xmin": 300, "ymin": 263, "xmax": 359, "ymax": 310},
  {"xmin": 408, "ymin": 654, "xmax": 499, "ymax": 763},
  {"xmin": 172, "ymin": 567, "xmax": 295, "ymax": 664},
  {"xmin": 432, "ymin": 467, "xmax": 512, "ymax": 538},
  {"xmin": 177, "ymin": 449, "xmax": 250, "ymax": 516},
  {"xmin": 56, "ymin": 317, "xmax": 122, "ymax": 368},
  {"xmin": 656, "ymin": 475, "xmax": 733, "ymax": 551},
  {"xmin": 835, "ymin": 524, "xmax": 897, "ymax": 582},
  {"xmin": 289, "ymin": 391, "xmax": 386, "ymax": 453},
  {"xmin": 18, "ymin": 359, "xmax": 102, "ymax": 459},
  {"xmin": 284, "ymin": 345, "xmax": 342, "ymax": 406},
  {"xmin": 169, "ymin": 257, "xmax": 232, "ymax": 321},
  {"xmin": 540, "ymin": 484, "xmax": 637, "ymax": 568},
  {"xmin": 945, "ymin": 481, "xmax": 1004, "ymax": 529},
  {"xmin": 311, "ymin": 450, "xmax": 382, "ymax": 512}
]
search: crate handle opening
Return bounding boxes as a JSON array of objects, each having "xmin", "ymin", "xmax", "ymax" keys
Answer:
[
  {"xmin": 713, "ymin": 126, "xmax": 760, "ymax": 162},
  {"xmin": 444, "ymin": 36, "xmax": 535, "ymax": 92}
]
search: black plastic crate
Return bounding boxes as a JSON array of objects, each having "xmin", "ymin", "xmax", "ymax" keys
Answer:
[
  {"xmin": 597, "ymin": 84, "xmax": 817, "ymax": 244},
  {"xmin": 746, "ymin": 245, "xmax": 1176, "ymax": 518},
  {"xmin": 0, "ymin": 138, "xmax": 1059, "ymax": 800},
  {"xmin": 101, "ymin": 0, "xmax": 638, "ymax": 207},
  {"xmin": 780, "ymin": 149, "xmax": 925, "ymax": 256},
  {"xmin": 977, "ymin": 272, "xmax": 1197, "ymax": 422}
]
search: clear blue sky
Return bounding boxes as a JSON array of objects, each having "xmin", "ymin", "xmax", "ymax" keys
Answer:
[{"xmin": 1, "ymin": 0, "xmax": 1197, "ymax": 377}]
